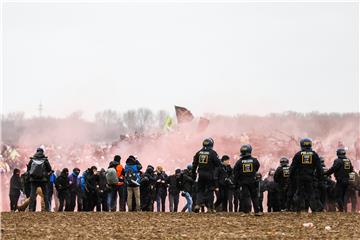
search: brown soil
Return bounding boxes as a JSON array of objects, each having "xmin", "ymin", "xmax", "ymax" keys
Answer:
[{"xmin": 1, "ymin": 212, "xmax": 360, "ymax": 239}]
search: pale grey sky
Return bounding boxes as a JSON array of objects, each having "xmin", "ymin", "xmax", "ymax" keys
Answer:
[{"xmin": 2, "ymin": 2, "xmax": 359, "ymax": 120}]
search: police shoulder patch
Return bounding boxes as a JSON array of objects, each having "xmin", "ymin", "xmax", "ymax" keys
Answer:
[
  {"xmin": 301, "ymin": 151, "xmax": 313, "ymax": 165},
  {"xmin": 242, "ymin": 162, "xmax": 253, "ymax": 173},
  {"xmin": 199, "ymin": 154, "xmax": 209, "ymax": 164},
  {"xmin": 282, "ymin": 166, "xmax": 290, "ymax": 177},
  {"xmin": 343, "ymin": 159, "xmax": 351, "ymax": 170}
]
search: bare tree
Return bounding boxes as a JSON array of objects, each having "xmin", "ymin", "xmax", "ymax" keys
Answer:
[
  {"xmin": 67, "ymin": 111, "xmax": 84, "ymax": 120},
  {"xmin": 135, "ymin": 108, "xmax": 154, "ymax": 133},
  {"xmin": 94, "ymin": 110, "xmax": 124, "ymax": 140},
  {"xmin": 156, "ymin": 110, "xmax": 168, "ymax": 129},
  {"xmin": 1, "ymin": 112, "xmax": 25, "ymax": 144},
  {"xmin": 123, "ymin": 110, "xmax": 137, "ymax": 134}
]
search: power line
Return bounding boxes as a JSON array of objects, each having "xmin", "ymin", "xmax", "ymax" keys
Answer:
[{"xmin": 38, "ymin": 102, "xmax": 43, "ymax": 117}]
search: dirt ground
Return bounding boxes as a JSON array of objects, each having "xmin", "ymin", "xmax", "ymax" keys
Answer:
[{"xmin": 1, "ymin": 212, "xmax": 360, "ymax": 239}]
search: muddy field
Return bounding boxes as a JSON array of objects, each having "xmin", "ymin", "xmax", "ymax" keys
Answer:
[{"xmin": 1, "ymin": 212, "xmax": 360, "ymax": 239}]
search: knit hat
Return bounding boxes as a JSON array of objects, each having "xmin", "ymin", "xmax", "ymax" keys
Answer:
[
  {"xmin": 114, "ymin": 155, "xmax": 121, "ymax": 163},
  {"xmin": 221, "ymin": 155, "xmax": 230, "ymax": 162}
]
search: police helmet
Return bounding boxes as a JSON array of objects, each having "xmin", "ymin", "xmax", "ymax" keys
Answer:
[
  {"xmin": 202, "ymin": 138, "xmax": 214, "ymax": 148},
  {"xmin": 300, "ymin": 138, "xmax": 312, "ymax": 150},
  {"xmin": 240, "ymin": 144, "xmax": 252, "ymax": 157},
  {"xmin": 280, "ymin": 157, "xmax": 289, "ymax": 166},
  {"xmin": 336, "ymin": 148, "xmax": 346, "ymax": 157}
]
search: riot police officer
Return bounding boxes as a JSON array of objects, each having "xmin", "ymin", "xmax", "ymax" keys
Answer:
[
  {"xmin": 317, "ymin": 157, "xmax": 328, "ymax": 210},
  {"xmin": 274, "ymin": 157, "xmax": 290, "ymax": 211},
  {"xmin": 192, "ymin": 138, "xmax": 221, "ymax": 213},
  {"xmin": 325, "ymin": 148, "xmax": 354, "ymax": 212},
  {"xmin": 290, "ymin": 138, "xmax": 323, "ymax": 212},
  {"xmin": 233, "ymin": 144, "xmax": 261, "ymax": 216}
]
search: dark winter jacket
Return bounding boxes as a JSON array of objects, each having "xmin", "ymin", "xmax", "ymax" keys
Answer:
[
  {"xmin": 98, "ymin": 170, "xmax": 108, "ymax": 193},
  {"xmin": 290, "ymin": 150, "xmax": 323, "ymax": 180},
  {"xmin": 55, "ymin": 171, "xmax": 70, "ymax": 192},
  {"xmin": 167, "ymin": 174, "xmax": 181, "ymax": 195},
  {"xmin": 20, "ymin": 172, "xmax": 31, "ymax": 197},
  {"xmin": 9, "ymin": 173, "xmax": 22, "ymax": 196},
  {"xmin": 68, "ymin": 173, "xmax": 79, "ymax": 192},
  {"xmin": 326, "ymin": 157, "xmax": 354, "ymax": 182},
  {"xmin": 274, "ymin": 165, "xmax": 290, "ymax": 188},
  {"xmin": 84, "ymin": 169, "xmax": 99, "ymax": 193},
  {"xmin": 192, "ymin": 147, "xmax": 221, "ymax": 181},
  {"xmin": 26, "ymin": 152, "xmax": 52, "ymax": 182},
  {"xmin": 233, "ymin": 156, "xmax": 260, "ymax": 185},
  {"xmin": 180, "ymin": 169, "xmax": 194, "ymax": 193},
  {"xmin": 215, "ymin": 164, "xmax": 233, "ymax": 188},
  {"xmin": 155, "ymin": 171, "xmax": 168, "ymax": 195},
  {"xmin": 140, "ymin": 168, "xmax": 156, "ymax": 196}
]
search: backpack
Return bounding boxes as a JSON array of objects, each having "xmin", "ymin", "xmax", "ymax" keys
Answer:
[
  {"xmin": 29, "ymin": 159, "xmax": 46, "ymax": 179},
  {"xmin": 106, "ymin": 168, "xmax": 119, "ymax": 185},
  {"xmin": 125, "ymin": 165, "xmax": 140, "ymax": 186}
]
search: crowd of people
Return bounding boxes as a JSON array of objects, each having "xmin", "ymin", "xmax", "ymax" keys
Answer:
[{"xmin": 8, "ymin": 137, "xmax": 360, "ymax": 214}]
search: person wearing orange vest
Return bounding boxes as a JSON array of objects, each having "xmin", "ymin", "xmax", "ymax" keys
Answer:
[{"xmin": 108, "ymin": 155, "xmax": 126, "ymax": 211}]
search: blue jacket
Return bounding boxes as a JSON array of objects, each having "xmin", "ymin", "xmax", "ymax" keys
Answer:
[
  {"xmin": 125, "ymin": 164, "xmax": 141, "ymax": 187},
  {"xmin": 68, "ymin": 173, "xmax": 79, "ymax": 192},
  {"xmin": 49, "ymin": 173, "xmax": 56, "ymax": 187},
  {"xmin": 79, "ymin": 175, "xmax": 86, "ymax": 192}
]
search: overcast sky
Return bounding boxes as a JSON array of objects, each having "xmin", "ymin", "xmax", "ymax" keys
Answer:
[{"xmin": 2, "ymin": 2, "xmax": 358, "ymax": 120}]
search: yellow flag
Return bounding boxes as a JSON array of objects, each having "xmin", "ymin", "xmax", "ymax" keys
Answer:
[{"xmin": 163, "ymin": 116, "xmax": 173, "ymax": 131}]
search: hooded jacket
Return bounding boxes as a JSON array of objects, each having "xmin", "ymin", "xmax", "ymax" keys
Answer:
[
  {"xmin": 26, "ymin": 152, "xmax": 52, "ymax": 182},
  {"xmin": 55, "ymin": 170, "xmax": 70, "ymax": 191}
]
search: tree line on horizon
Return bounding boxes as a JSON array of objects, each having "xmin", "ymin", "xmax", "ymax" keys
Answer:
[{"xmin": 1, "ymin": 109, "xmax": 359, "ymax": 146}]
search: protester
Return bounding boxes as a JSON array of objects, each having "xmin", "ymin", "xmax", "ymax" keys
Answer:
[
  {"xmin": 55, "ymin": 168, "xmax": 70, "ymax": 211},
  {"xmin": 168, "ymin": 169, "xmax": 182, "ymax": 212},
  {"xmin": 9, "ymin": 168, "xmax": 22, "ymax": 211},
  {"xmin": 155, "ymin": 166, "xmax": 168, "ymax": 212},
  {"xmin": 27, "ymin": 148, "xmax": 52, "ymax": 212},
  {"xmin": 68, "ymin": 168, "xmax": 81, "ymax": 211},
  {"xmin": 4, "ymin": 137, "xmax": 360, "ymax": 214},
  {"xmin": 125, "ymin": 155, "xmax": 142, "ymax": 211}
]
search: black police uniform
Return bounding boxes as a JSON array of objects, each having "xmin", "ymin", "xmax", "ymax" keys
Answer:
[
  {"xmin": 192, "ymin": 146, "xmax": 221, "ymax": 211},
  {"xmin": 325, "ymin": 156, "xmax": 354, "ymax": 212},
  {"xmin": 264, "ymin": 173, "xmax": 280, "ymax": 212},
  {"xmin": 274, "ymin": 164, "xmax": 290, "ymax": 210},
  {"xmin": 290, "ymin": 150, "xmax": 323, "ymax": 212},
  {"xmin": 233, "ymin": 156, "xmax": 260, "ymax": 214}
]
